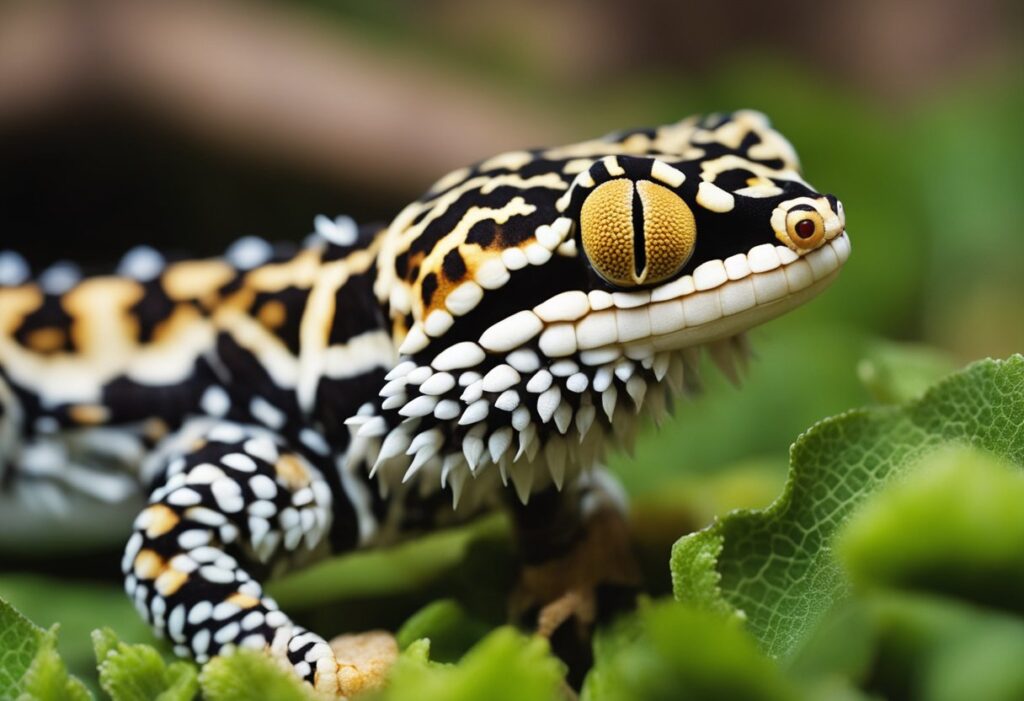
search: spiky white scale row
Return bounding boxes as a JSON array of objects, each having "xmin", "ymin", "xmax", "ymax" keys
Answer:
[
  {"xmin": 433, "ymin": 342, "xmax": 485, "ymax": 371},
  {"xmin": 479, "ymin": 311, "xmax": 543, "ymax": 353},
  {"xmin": 482, "ymin": 364, "xmax": 520, "ymax": 393}
]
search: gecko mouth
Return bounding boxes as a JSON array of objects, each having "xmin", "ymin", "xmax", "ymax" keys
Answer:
[{"xmin": 351, "ymin": 232, "xmax": 849, "ymax": 507}]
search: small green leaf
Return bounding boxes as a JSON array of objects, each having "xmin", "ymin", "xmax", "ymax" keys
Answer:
[
  {"xmin": 16, "ymin": 627, "xmax": 92, "ymax": 701},
  {"xmin": 375, "ymin": 627, "xmax": 564, "ymax": 701},
  {"xmin": 0, "ymin": 596, "xmax": 46, "ymax": 700},
  {"xmin": 672, "ymin": 355, "xmax": 1024, "ymax": 658},
  {"xmin": 857, "ymin": 341, "xmax": 956, "ymax": 404},
  {"xmin": 581, "ymin": 601, "xmax": 803, "ymax": 701},
  {"xmin": 837, "ymin": 445, "xmax": 1024, "ymax": 611},
  {"xmin": 92, "ymin": 628, "xmax": 198, "ymax": 701},
  {"xmin": 198, "ymin": 649, "xmax": 317, "ymax": 701},
  {"xmin": 395, "ymin": 600, "xmax": 490, "ymax": 662}
]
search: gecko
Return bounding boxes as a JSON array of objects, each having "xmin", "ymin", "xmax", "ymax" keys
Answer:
[{"xmin": 0, "ymin": 110, "xmax": 848, "ymax": 696}]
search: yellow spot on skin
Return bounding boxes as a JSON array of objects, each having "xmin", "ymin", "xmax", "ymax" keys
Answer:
[
  {"xmin": 579, "ymin": 179, "xmax": 636, "ymax": 286},
  {"xmin": 162, "ymin": 260, "xmax": 236, "ymax": 302},
  {"xmin": 62, "ymin": 277, "xmax": 145, "ymax": 356},
  {"xmin": 0, "ymin": 287, "xmax": 43, "ymax": 335},
  {"xmin": 25, "ymin": 327, "xmax": 67, "ymax": 353},
  {"xmin": 257, "ymin": 300, "xmax": 287, "ymax": 329},
  {"xmin": 155, "ymin": 569, "xmax": 189, "ymax": 597},
  {"xmin": 134, "ymin": 549, "xmax": 166, "ymax": 579},
  {"xmin": 68, "ymin": 404, "xmax": 109, "ymax": 425},
  {"xmin": 143, "ymin": 418, "xmax": 170, "ymax": 442},
  {"xmin": 142, "ymin": 504, "xmax": 180, "ymax": 538},
  {"xmin": 226, "ymin": 592, "xmax": 260, "ymax": 609},
  {"xmin": 636, "ymin": 180, "xmax": 696, "ymax": 284},
  {"xmin": 275, "ymin": 453, "xmax": 310, "ymax": 490}
]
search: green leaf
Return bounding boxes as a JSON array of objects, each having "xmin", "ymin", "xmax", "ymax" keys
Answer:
[
  {"xmin": 395, "ymin": 600, "xmax": 490, "ymax": 663},
  {"xmin": 581, "ymin": 601, "xmax": 803, "ymax": 701},
  {"xmin": 837, "ymin": 445, "xmax": 1024, "ymax": 611},
  {"xmin": 374, "ymin": 627, "xmax": 564, "ymax": 701},
  {"xmin": 0, "ymin": 596, "xmax": 46, "ymax": 700},
  {"xmin": 16, "ymin": 627, "xmax": 92, "ymax": 701},
  {"xmin": 198, "ymin": 649, "xmax": 317, "ymax": 701},
  {"xmin": 856, "ymin": 341, "xmax": 957, "ymax": 405},
  {"xmin": 92, "ymin": 628, "xmax": 198, "ymax": 701},
  {"xmin": 672, "ymin": 355, "xmax": 1024, "ymax": 658}
]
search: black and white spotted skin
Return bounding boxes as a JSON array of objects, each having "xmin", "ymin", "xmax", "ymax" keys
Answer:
[{"xmin": 0, "ymin": 111, "xmax": 849, "ymax": 694}]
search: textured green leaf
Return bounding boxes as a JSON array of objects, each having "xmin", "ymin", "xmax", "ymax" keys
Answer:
[
  {"xmin": 16, "ymin": 627, "xmax": 92, "ymax": 701},
  {"xmin": 374, "ymin": 627, "xmax": 563, "ymax": 701},
  {"xmin": 198, "ymin": 649, "xmax": 316, "ymax": 701},
  {"xmin": 837, "ymin": 446, "xmax": 1024, "ymax": 611},
  {"xmin": 672, "ymin": 355, "xmax": 1024, "ymax": 658},
  {"xmin": 395, "ymin": 600, "xmax": 490, "ymax": 663},
  {"xmin": 581, "ymin": 601, "xmax": 803, "ymax": 701},
  {"xmin": 92, "ymin": 628, "xmax": 198, "ymax": 701},
  {"xmin": 0, "ymin": 596, "xmax": 46, "ymax": 700}
]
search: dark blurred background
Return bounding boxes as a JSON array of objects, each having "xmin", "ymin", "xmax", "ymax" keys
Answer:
[{"xmin": 1, "ymin": 0, "xmax": 1022, "ymax": 586}]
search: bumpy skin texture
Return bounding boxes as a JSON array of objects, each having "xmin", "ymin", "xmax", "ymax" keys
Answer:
[{"xmin": 0, "ymin": 111, "xmax": 848, "ymax": 693}]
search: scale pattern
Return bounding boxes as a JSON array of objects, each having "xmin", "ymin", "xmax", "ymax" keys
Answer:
[{"xmin": 0, "ymin": 111, "xmax": 849, "ymax": 692}]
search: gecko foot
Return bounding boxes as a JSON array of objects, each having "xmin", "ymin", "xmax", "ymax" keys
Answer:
[{"xmin": 311, "ymin": 631, "xmax": 398, "ymax": 698}]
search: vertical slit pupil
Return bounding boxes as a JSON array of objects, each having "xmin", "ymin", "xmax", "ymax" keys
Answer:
[{"xmin": 630, "ymin": 182, "xmax": 646, "ymax": 279}]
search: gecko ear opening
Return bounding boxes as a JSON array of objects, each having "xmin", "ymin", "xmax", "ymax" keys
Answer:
[{"xmin": 579, "ymin": 178, "xmax": 696, "ymax": 288}]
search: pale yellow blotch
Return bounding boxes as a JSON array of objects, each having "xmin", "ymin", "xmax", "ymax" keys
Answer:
[
  {"xmin": 696, "ymin": 181, "xmax": 735, "ymax": 213},
  {"xmin": 275, "ymin": 453, "xmax": 311, "ymax": 490},
  {"xmin": 142, "ymin": 504, "xmax": 180, "ymax": 538},
  {"xmin": 68, "ymin": 404, "xmax": 110, "ymax": 426},
  {"xmin": 162, "ymin": 260, "xmax": 235, "ymax": 302},
  {"xmin": 24, "ymin": 327, "xmax": 67, "ymax": 353},
  {"xmin": 62, "ymin": 277, "xmax": 144, "ymax": 357},
  {"xmin": 155, "ymin": 569, "xmax": 189, "ymax": 597},
  {"xmin": 226, "ymin": 592, "xmax": 261, "ymax": 609},
  {"xmin": 134, "ymin": 549, "xmax": 166, "ymax": 579},
  {"xmin": 257, "ymin": 299, "xmax": 287, "ymax": 329}
]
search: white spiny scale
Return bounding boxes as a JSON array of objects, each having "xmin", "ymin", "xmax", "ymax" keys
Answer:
[
  {"xmin": 344, "ymin": 414, "xmax": 369, "ymax": 427},
  {"xmin": 550, "ymin": 360, "xmax": 579, "ymax": 377},
  {"xmin": 385, "ymin": 361, "xmax": 415, "ymax": 381},
  {"xmin": 614, "ymin": 360, "xmax": 635, "ymax": 383},
  {"xmin": 575, "ymin": 402, "xmax": 596, "ymax": 441},
  {"xmin": 479, "ymin": 311, "xmax": 544, "ymax": 353},
  {"xmin": 400, "ymin": 395, "xmax": 438, "ymax": 418},
  {"xmin": 554, "ymin": 401, "xmax": 573, "ymax": 434},
  {"xmin": 593, "ymin": 366, "xmax": 614, "ymax": 393},
  {"xmin": 667, "ymin": 353, "xmax": 685, "ymax": 394},
  {"xmin": 509, "ymin": 461, "xmax": 535, "ymax": 504},
  {"xmin": 440, "ymin": 453, "xmax": 462, "ymax": 487},
  {"xmin": 419, "ymin": 372, "xmax": 455, "ymax": 396},
  {"xmin": 380, "ymin": 377, "xmax": 407, "ymax": 397},
  {"xmin": 641, "ymin": 356, "xmax": 654, "ymax": 370},
  {"xmin": 449, "ymin": 467, "xmax": 467, "ymax": 509},
  {"xmin": 653, "ymin": 353, "xmax": 671, "ymax": 382},
  {"xmin": 434, "ymin": 399, "xmax": 461, "ymax": 420},
  {"xmin": 404, "ymin": 445, "xmax": 440, "ymax": 482},
  {"xmin": 495, "ymin": 390, "xmax": 520, "ymax": 412},
  {"xmin": 407, "ymin": 428, "xmax": 443, "ymax": 456},
  {"xmin": 580, "ymin": 347, "xmax": 620, "ymax": 366},
  {"xmin": 481, "ymin": 364, "xmax": 520, "ymax": 393},
  {"xmin": 526, "ymin": 432, "xmax": 542, "ymax": 461},
  {"xmin": 626, "ymin": 375, "xmax": 647, "ymax": 410},
  {"xmin": 381, "ymin": 393, "xmax": 406, "ymax": 410},
  {"xmin": 534, "ymin": 290, "xmax": 589, "ymax": 322},
  {"xmin": 458, "ymin": 371, "xmax": 482, "ymax": 386},
  {"xmin": 372, "ymin": 430, "xmax": 411, "ymax": 475},
  {"xmin": 516, "ymin": 423, "xmax": 536, "ymax": 461},
  {"xmin": 406, "ymin": 366, "xmax": 433, "ymax": 385},
  {"xmin": 461, "ymin": 380, "xmax": 484, "ymax": 404},
  {"xmin": 545, "ymin": 439, "xmax": 567, "ymax": 490},
  {"xmin": 506, "ymin": 349, "xmax": 540, "ymax": 373},
  {"xmin": 488, "ymin": 427, "xmax": 514, "ymax": 464},
  {"xmin": 356, "ymin": 416, "xmax": 387, "ymax": 438},
  {"xmin": 537, "ymin": 386, "xmax": 562, "ymax": 424},
  {"xmin": 526, "ymin": 369, "xmax": 553, "ymax": 394},
  {"xmin": 625, "ymin": 344, "xmax": 652, "ymax": 361},
  {"xmin": 398, "ymin": 325, "xmax": 430, "ymax": 355},
  {"xmin": 459, "ymin": 399, "xmax": 490, "ymax": 426},
  {"xmin": 602, "ymin": 385, "xmax": 618, "ymax": 421},
  {"xmin": 579, "ymin": 424, "xmax": 602, "ymax": 469},
  {"xmin": 511, "ymin": 406, "xmax": 531, "ymax": 432},
  {"xmin": 462, "ymin": 425, "xmax": 486, "ymax": 472},
  {"xmin": 708, "ymin": 339, "xmax": 742, "ymax": 386},
  {"xmin": 566, "ymin": 372, "xmax": 588, "ymax": 393},
  {"xmin": 433, "ymin": 342, "xmax": 486, "ymax": 372}
]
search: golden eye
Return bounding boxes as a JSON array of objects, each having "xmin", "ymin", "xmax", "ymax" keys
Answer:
[
  {"xmin": 579, "ymin": 179, "xmax": 696, "ymax": 287},
  {"xmin": 785, "ymin": 210, "xmax": 824, "ymax": 249}
]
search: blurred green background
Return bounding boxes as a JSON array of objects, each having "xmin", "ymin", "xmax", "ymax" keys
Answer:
[{"xmin": 0, "ymin": 0, "xmax": 1021, "ymax": 686}]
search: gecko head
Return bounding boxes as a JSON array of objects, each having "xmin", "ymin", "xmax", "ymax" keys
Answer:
[{"xmin": 357, "ymin": 111, "xmax": 848, "ymax": 506}]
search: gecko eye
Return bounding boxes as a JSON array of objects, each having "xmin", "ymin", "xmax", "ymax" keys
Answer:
[
  {"xmin": 785, "ymin": 210, "xmax": 824, "ymax": 249},
  {"xmin": 579, "ymin": 178, "xmax": 696, "ymax": 287}
]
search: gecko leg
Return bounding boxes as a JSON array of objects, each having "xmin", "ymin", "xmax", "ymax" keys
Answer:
[{"xmin": 124, "ymin": 418, "xmax": 394, "ymax": 696}]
